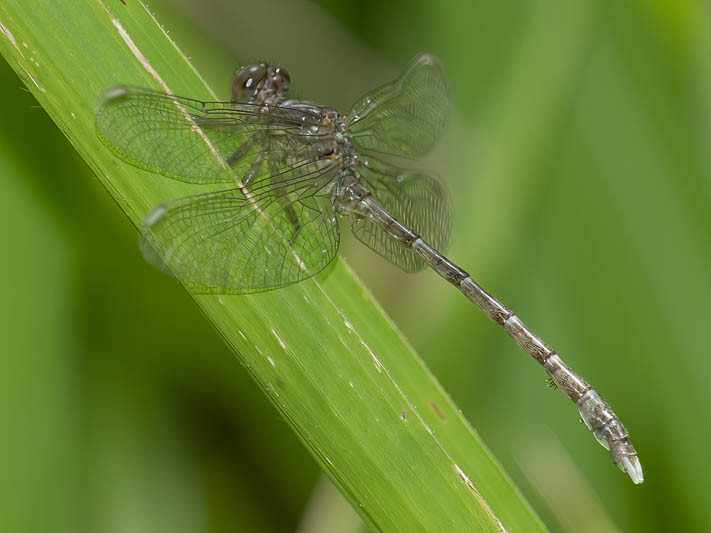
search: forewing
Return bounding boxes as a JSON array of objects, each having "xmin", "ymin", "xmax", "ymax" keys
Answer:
[
  {"xmin": 348, "ymin": 54, "xmax": 448, "ymax": 159},
  {"xmin": 352, "ymin": 158, "xmax": 452, "ymax": 272},
  {"xmin": 95, "ymin": 85, "xmax": 333, "ymax": 184},
  {"xmin": 140, "ymin": 166, "xmax": 340, "ymax": 293}
]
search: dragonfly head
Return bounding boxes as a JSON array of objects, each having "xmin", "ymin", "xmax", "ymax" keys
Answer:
[{"xmin": 232, "ymin": 63, "xmax": 291, "ymax": 104}]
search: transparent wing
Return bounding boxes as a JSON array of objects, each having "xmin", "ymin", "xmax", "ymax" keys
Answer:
[
  {"xmin": 95, "ymin": 85, "xmax": 334, "ymax": 185},
  {"xmin": 348, "ymin": 54, "xmax": 448, "ymax": 159},
  {"xmin": 352, "ymin": 157, "xmax": 452, "ymax": 272},
  {"xmin": 140, "ymin": 167, "xmax": 340, "ymax": 293}
]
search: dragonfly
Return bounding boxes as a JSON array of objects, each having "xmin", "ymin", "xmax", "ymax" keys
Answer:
[{"xmin": 95, "ymin": 53, "xmax": 642, "ymax": 484}]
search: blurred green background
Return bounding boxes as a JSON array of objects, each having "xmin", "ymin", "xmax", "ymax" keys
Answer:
[{"xmin": 1, "ymin": 0, "xmax": 709, "ymax": 531}]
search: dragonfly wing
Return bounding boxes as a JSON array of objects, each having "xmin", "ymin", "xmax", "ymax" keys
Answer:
[
  {"xmin": 348, "ymin": 54, "xmax": 448, "ymax": 159},
  {"xmin": 95, "ymin": 86, "xmax": 333, "ymax": 184},
  {"xmin": 140, "ymin": 164, "xmax": 340, "ymax": 293},
  {"xmin": 351, "ymin": 157, "xmax": 452, "ymax": 272}
]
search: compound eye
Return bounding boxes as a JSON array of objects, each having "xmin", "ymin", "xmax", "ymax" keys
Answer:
[
  {"xmin": 271, "ymin": 66, "xmax": 291, "ymax": 95},
  {"xmin": 232, "ymin": 64, "xmax": 267, "ymax": 103},
  {"xmin": 274, "ymin": 66, "xmax": 291, "ymax": 85}
]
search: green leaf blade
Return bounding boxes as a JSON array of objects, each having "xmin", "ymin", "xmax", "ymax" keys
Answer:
[{"xmin": 0, "ymin": 2, "xmax": 546, "ymax": 531}]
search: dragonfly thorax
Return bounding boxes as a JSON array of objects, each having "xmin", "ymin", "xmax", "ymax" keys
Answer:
[{"xmin": 333, "ymin": 114, "xmax": 359, "ymax": 168}]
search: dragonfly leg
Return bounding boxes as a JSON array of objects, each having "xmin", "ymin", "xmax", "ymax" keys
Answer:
[
  {"xmin": 226, "ymin": 136, "xmax": 256, "ymax": 168},
  {"xmin": 288, "ymin": 224, "xmax": 303, "ymax": 245},
  {"xmin": 242, "ymin": 152, "xmax": 264, "ymax": 187},
  {"xmin": 266, "ymin": 159, "xmax": 302, "ymax": 239}
]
